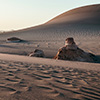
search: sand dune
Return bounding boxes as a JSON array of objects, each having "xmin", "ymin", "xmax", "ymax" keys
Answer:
[
  {"xmin": 0, "ymin": 4, "xmax": 100, "ymax": 40},
  {"xmin": 47, "ymin": 4, "xmax": 100, "ymax": 25},
  {"xmin": 0, "ymin": 54, "xmax": 100, "ymax": 100},
  {"xmin": 0, "ymin": 4, "xmax": 100, "ymax": 57},
  {"xmin": 0, "ymin": 4, "xmax": 100, "ymax": 100}
]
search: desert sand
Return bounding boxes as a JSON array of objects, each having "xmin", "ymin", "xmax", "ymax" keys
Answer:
[
  {"xmin": 0, "ymin": 4, "xmax": 100, "ymax": 100},
  {"xmin": 0, "ymin": 54, "xmax": 100, "ymax": 100}
]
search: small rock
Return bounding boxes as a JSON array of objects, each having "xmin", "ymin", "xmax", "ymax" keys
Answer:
[
  {"xmin": 29, "ymin": 49, "xmax": 45, "ymax": 57},
  {"xmin": 7, "ymin": 37, "xmax": 23, "ymax": 42}
]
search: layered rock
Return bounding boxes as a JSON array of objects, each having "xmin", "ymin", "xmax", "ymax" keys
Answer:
[
  {"xmin": 29, "ymin": 49, "xmax": 45, "ymax": 57},
  {"xmin": 54, "ymin": 37, "xmax": 96, "ymax": 62}
]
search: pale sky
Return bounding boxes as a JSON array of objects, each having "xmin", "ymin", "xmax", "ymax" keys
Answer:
[{"xmin": 0, "ymin": 0, "xmax": 100, "ymax": 31}]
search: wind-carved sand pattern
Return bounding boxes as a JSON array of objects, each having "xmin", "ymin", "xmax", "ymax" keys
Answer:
[{"xmin": 0, "ymin": 60, "xmax": 100, "ymax": 100}]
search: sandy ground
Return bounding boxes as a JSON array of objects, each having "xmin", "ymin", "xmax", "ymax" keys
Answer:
[
  {"xmin": 0, "ymin": 4, "xmax": 100, "ymax": 100},
  {"xmin": 0, "ymin": 26, "xmax": 100, "ymax": 100},
  {"xmin": 0, "ymin": 54, "xmax": 100, "ymax": 100},
  {"xmin": 0, "ymin": 25, "xmax": 100, "ymax": 100},
  {"xmin": 0, "ymin": 37, "xmax": 100, "ymax": 58}
]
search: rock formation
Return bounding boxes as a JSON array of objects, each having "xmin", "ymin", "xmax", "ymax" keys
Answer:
[
  {"xmin": 54, "ymin": 37, "xmax": 96, "ymax": 62},
  {"xmin": 7, "ymin": 37, "xmax": 23, "ymax": 42},
  {"xmin": 29, "ymin": 49, "xmax": 45, "ymax": 57}
]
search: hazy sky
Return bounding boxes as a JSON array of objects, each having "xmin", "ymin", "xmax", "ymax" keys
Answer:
[{"xmin": 0, "ymin": 0, "xmax": 100, "ymax": 31}]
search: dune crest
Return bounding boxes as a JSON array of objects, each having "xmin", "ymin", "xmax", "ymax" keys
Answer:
[{"xmin": 47, "ymin": 4, "xmax": 100, "ymax": 25}]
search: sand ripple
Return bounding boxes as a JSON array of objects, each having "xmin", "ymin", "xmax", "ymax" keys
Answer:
[{"xmin": 0, "ymin": 60, "xmax": 100, "ymax": 100}]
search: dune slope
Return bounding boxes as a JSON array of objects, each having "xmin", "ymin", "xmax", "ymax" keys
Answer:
[
  {"xmin": 0, "ymin": 4, "xmax": 100, "ymax": 40},
  {"xmin": 0, "ymin": 4, "xmax": 100, "ymax": 57},
  {"xmin": 47, "ymin": 4, "xmax": 100, "ymax": 25}
]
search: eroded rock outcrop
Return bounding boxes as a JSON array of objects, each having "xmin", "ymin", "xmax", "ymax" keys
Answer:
[{"xmin": 54, "ymin": 37, "xmax": 96, "ymax": 62}]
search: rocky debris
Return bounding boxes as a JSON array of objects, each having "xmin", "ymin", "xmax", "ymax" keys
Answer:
[
  {"xmin": 29, "ymin": 49, "xmax": 45, "ymax": 57},
  {"xmin": 54, "ymin": 37, "xmax": 96, "ymax": 62},
  {"xmin": 7, "ymin": 37, "xmax": 24, "ymax": 42}
]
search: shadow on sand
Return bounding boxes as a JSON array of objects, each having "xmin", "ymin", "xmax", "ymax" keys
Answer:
[{"xmin": 94, "ymin": 55, "xmax": 100, "ymax": 63}]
